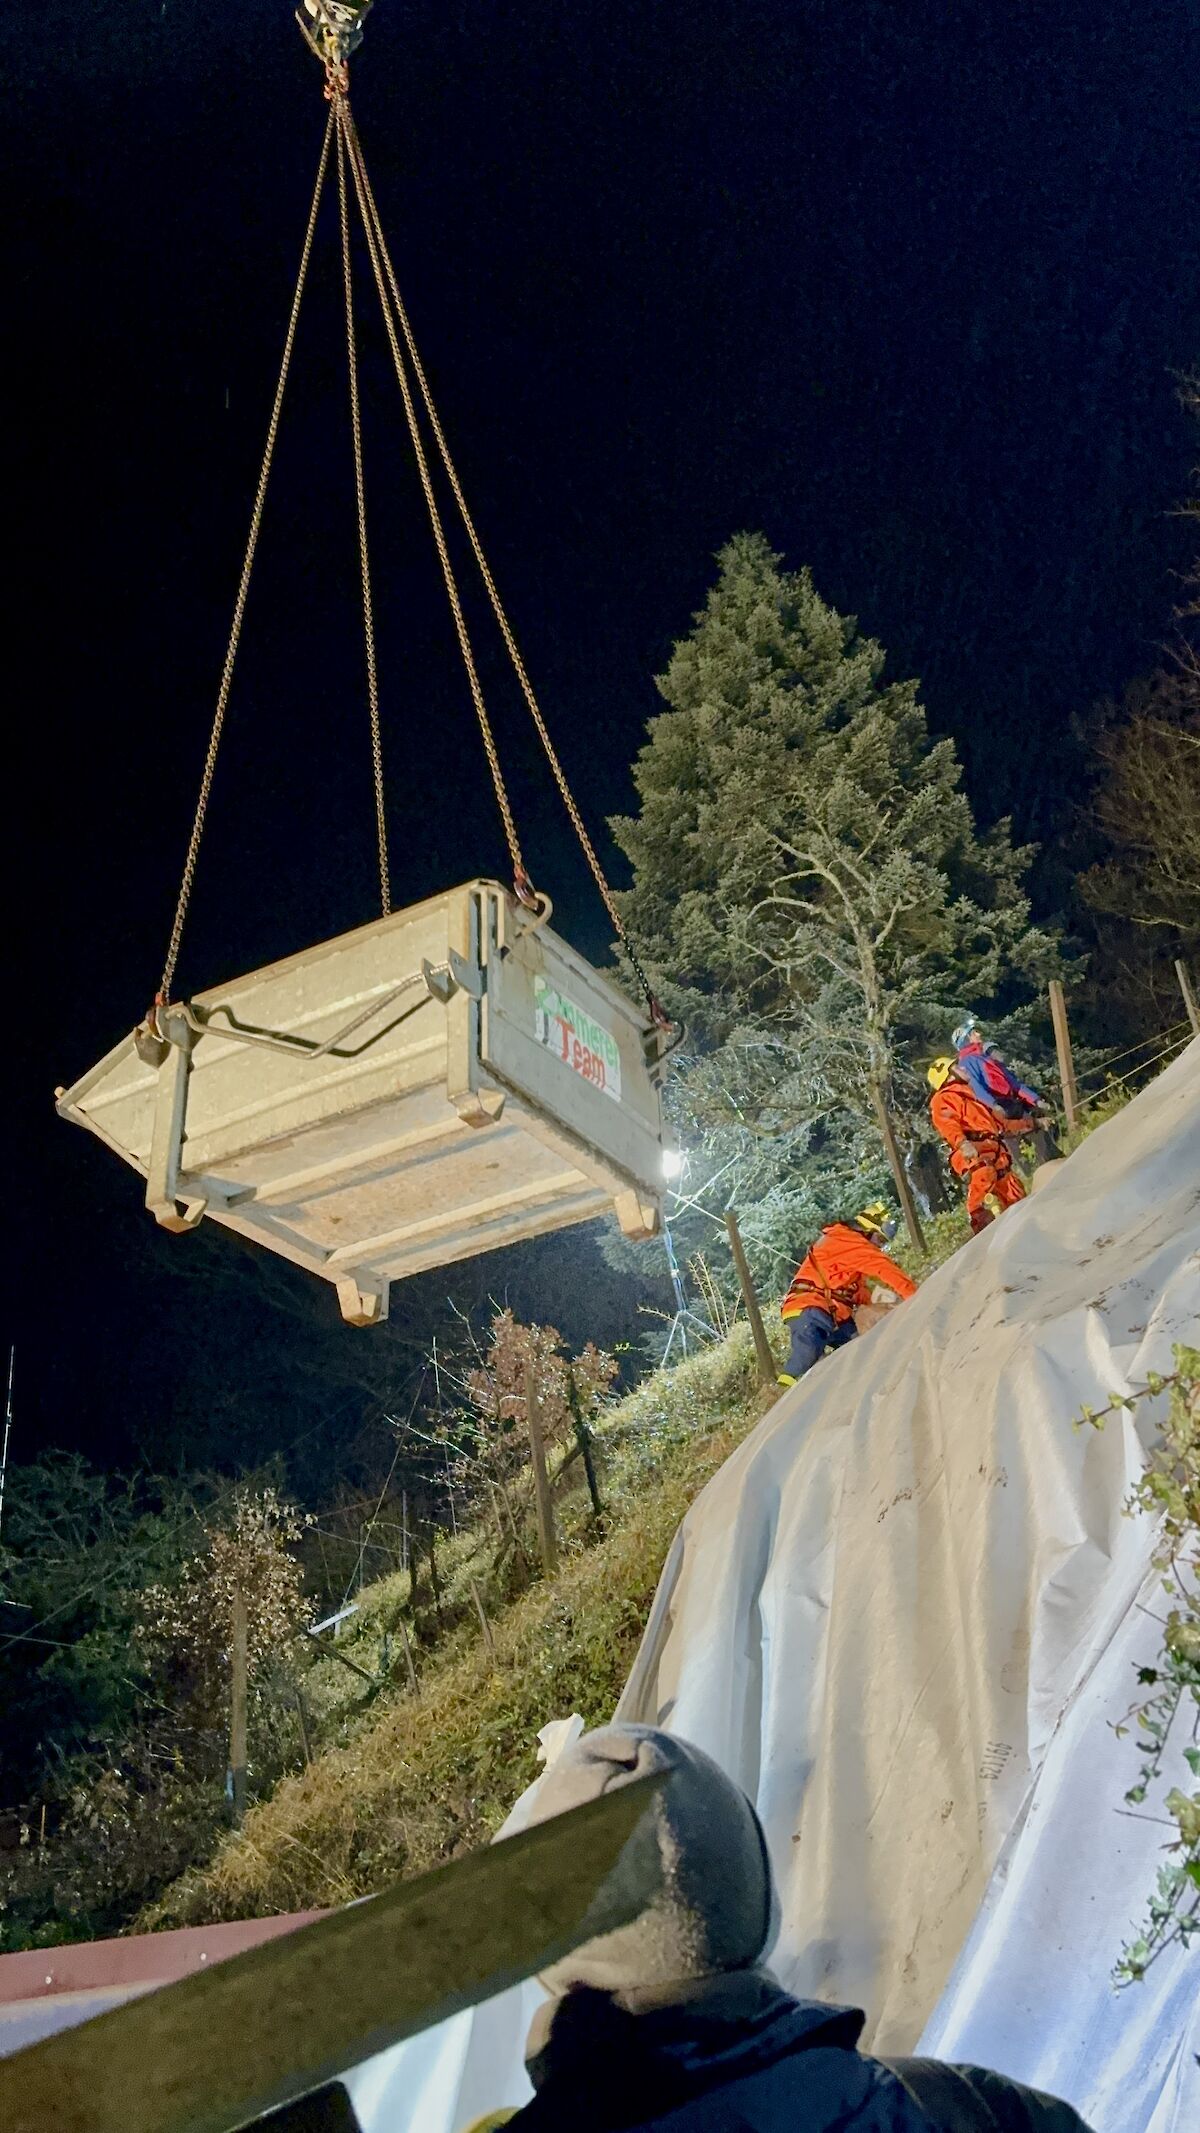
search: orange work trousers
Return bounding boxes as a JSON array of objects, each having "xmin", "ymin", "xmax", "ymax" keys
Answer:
[{"xmin": 951, "ymin": 1143, "xmax": 1026, "ymax": 1221}]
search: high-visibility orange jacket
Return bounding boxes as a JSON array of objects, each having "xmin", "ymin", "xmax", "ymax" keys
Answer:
[
  {"xmin": 929, "ymin": 1080, "xmax": 1011, "ymax": 1157},
  {"xmin": 781, "ymin": 1223, "xmax": 917, "ymax": 1326}
]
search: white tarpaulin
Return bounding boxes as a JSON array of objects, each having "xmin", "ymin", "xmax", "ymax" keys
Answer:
[{"xmin": 348, "ymin": 1041, "xmax": 1200, "ymax": 2133}]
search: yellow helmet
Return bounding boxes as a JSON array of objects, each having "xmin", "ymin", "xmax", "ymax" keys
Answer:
[
  {"xmin": 854, "ymin": 1200, "xmax": 896, "ymax": 1240},
  {"xmin": 927, "ymin": 1056, "xmax": 955, "ymax": 1092}
]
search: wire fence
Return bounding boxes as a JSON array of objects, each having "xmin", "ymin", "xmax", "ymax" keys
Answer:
[
  {"xmin": 1072, "ymin": 1018, "xmax": 1192, "ymax": 1094},
  {"xmin": 1072, "ymin": 1021, "xmax": 1193, "ymax": 1112}
]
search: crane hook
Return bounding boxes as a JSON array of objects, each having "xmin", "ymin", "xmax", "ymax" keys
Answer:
[{"xmin": 296, "ymin": 0, "xmax": 373, "ymax": 73}]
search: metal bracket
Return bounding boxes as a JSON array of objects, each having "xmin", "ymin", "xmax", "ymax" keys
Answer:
[
  {"xmin": 134, "ymin": 1020, "xmax": 170, "ymax": 1069},
  {"xmin": 643, "ymin": 1018, "xmax": 683, "ymax": 1079},
  {"xmin": 613, "ymin": 1187, "xmax": 661, "ymax": 1242},
  {"xmin": 422, "ymin": 952, "xmax": 483, "ymax": 1005},
  {"xmin": 146, "ymin": 1016, "xmax": 208, "ymax": 1234},
  {"xmin": 335, "ymin": 1272, "xmax": 389, "ymax": 1327},
  {"xmin": 453, "ymin": 1088, "xmax": 506, "ymax": 1130}
]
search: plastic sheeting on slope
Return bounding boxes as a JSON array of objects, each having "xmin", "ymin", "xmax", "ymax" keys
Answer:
[
  {"xmin": 918, "ymin": 1557, "xmax": 1200, "ymax": 2133},
  {"xmin": 346, "ymin": 1044, "xmax": 1200, "ymax": 2133}
]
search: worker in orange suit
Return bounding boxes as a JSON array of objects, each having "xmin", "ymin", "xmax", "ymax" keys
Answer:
[
  {"xmin": 927, "ymin": 1056, "xmax": 1035, "ymax": 1235},
  {"xmin": 778, "ymin": 1202, "xmax": 917, "ymax": 1386}
]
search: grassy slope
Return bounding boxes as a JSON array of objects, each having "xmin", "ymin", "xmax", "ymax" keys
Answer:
[{"xmin": 145, "ymin": 1330, "xmax": 769, "ymax": 1927}]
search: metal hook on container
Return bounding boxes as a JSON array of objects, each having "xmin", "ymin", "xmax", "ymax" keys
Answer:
[{"xmin": 512, "ymin": 889, "xmax": 554, "ymax": 943}]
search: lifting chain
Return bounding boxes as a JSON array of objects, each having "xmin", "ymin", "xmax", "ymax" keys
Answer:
[
  {"xmin": 333, "ymin": 84, "xmax": 536, "ymax": 904},
  {"xmin": 341, "ymin": 105, "xmax": 668, "ymax": 1021},
  {"xmin": 156, "ymin": 106, "xmax": 336, "ymax": 1012},
  {"xmin": 156, "ymin": 30, "xmax": 670, "ymax": 1041},
  {"xmin": 336, "ymin": 112, "xmax": 390, "ymax": 916}
]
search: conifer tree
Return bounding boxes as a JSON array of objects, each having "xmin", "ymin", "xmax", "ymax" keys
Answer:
[{"xmin": 611, "ymin": 534, "xmax": 1061, "ymax": 1257}]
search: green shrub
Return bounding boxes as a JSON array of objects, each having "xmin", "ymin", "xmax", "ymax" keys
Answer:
[{"xmin": 1078, "ymin": 1346, "xmax": 1200, "ymax": 1981}]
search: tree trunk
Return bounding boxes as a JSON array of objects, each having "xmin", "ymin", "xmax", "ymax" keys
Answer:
[
  {"xmin": 724, "ymin": 1210, "xmax": 777, "ymax": 1384},
  {"xmin": 524, "ymin": 1361, "xmax": 559, "ymax": 1576},
  {"xmin": 857, "ymin": 946, "xmax": 924, "ymax": 1254},
  {"xmin": 292, "ymin": 1681, "xmax": 313, "ymax": 1766},
  {"xmin": 869, "ymin": 1080, "xmax": 925, "ymax": 1254},
  {"xmin": 567, "ymin": 1370, "xmax": 604, "ymax": 1517}
]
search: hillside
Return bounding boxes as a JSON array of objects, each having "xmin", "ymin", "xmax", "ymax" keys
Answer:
[
  {"xmin": 144, "ymin": 1110, "xmax": 1123, "ymax": 1931},
  {"xmin": 144, "ymin": 1329, "xmax": 771, "ymax": 1927}
]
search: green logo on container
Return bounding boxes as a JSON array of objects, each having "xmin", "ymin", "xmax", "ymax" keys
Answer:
[{"xmin": 534, "ymin": 977, "xmax": 622, "ymax": 1101}]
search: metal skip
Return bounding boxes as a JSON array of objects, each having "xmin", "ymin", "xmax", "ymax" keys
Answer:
[{"xmin": 57, "ymin": 882, "xmax": 667, "ymax": 1325}]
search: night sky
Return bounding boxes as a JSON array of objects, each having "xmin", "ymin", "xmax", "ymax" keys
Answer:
[{"xmin": 8, "ymin": 0, "xmax": 1200, "ymax": 1480}]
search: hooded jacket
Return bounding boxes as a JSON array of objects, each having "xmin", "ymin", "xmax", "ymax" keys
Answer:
[{"xmin": 503, "ymin": 1970, "xmax": 1092, "ymax": 2133}]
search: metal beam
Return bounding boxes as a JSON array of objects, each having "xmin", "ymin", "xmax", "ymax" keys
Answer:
[{"xmin": 0, "ymin": 1776, "xmax": 662, "ymax": 2133}]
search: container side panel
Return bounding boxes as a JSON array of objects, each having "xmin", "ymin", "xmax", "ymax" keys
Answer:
[{"xmin": 482, "ymin": 921, "xmax": 663, "ymax": 1193}]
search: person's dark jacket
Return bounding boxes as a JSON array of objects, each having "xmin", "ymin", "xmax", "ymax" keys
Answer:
[{"xmin": 503, "ymin": 1973, "xmax": 1094, "ymax": 2133}]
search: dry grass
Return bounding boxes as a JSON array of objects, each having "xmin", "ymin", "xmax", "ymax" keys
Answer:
[{"xmin": 143, "ymin": 1329, "xmax": 769, "ymax": 1927}]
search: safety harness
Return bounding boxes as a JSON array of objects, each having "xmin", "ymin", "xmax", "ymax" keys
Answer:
[{"xmin": 783, "ymin": 1226, "xmax": 870, "ymax": 1320}]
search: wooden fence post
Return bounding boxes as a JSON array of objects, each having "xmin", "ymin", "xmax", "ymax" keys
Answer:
[
  {"xmin": 1048, "ymin": 979, "xmax": 1079, "ymax": 1134},
  {"xmin": 230, "ymin": 1588, "xmax": 248, "ymax": 1827},
  {"xmin": 1176, "ymin": 959, "xmax": 1200, "ymax": 1039},
  {"xmin": 724, "ymin": 1210, "xmax": 777, "ymax": 1386},
  {"xmin": 524, "ymin": 1361, "xmax": 559, "ymax": 1575},
  {"xmin": 567, "ymin": 1369, "xmax": 604, "ymax": 1517}
]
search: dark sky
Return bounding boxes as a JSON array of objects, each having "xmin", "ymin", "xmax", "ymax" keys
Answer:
[{"xmin": 7, "ymin": 0, "xmax": 1200, "ymax": 1480}]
